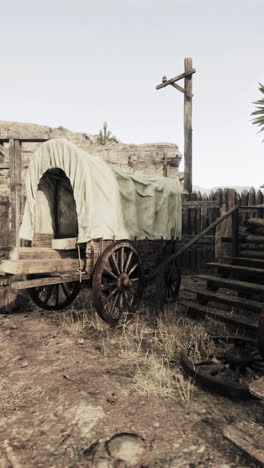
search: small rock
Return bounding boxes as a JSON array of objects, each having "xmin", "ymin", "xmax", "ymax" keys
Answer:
[
  {"xmin": 21, "ymin": 361, "xmax": 28, "ymax": 368},
  {"xmin": 95, "ymin": 457, "xmax": 112, "ymax": 468},
  {"xmin": 78, "ymin": 338, "xmax": 84, "ymax": 344},
  {"xmin": 196, "ymin": 445, "xmax": 205, "ymax": 453},
  {"xmin": 106, "ymin": 433, "xmax": 146, "ymax": 465},
  {"xmin": 153, "ymin": 422, "xmax": 160, "ymax": 428}
]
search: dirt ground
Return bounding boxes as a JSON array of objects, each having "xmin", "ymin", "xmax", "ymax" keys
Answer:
[{"xmin": 0, "ymin": 278, "xmax": 263, "ymax": 468}]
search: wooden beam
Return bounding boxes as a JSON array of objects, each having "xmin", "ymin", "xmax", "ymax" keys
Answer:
[
  {"xmin": 170, "ymin": 82, "xmax": 193, "ymax": 98},
  {"xmin": 10, "ymin": 139, "xmax": 22, "ymax": 248},
  {"xmin": 182, "ymin": 200, "xmax": 220, "ymax": 208},
  {"xmin": 156, "ymin": 68, "xmax": 196, "ymax": 90},
  {"xmin": 11, "ymin": 273, "xmax": 90, "ymax": 290},
  {"xmin": 184, "ymin": 58, "xmax": 193, "ymax": 193},
  {"xmin": 0, "ymin": 138, "xmax": 49, "ymax": 143}
]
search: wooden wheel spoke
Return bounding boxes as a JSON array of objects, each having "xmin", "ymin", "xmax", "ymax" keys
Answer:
[
  {"xmin": 111, "ymin": 253, "xmax": 120, "ymax": 275},
  {"xmin": 123, "ymin": 290, "xmax": 133, "ymax": 311},
  {"xmin": 40, "ymin": 285, "xmax": 54, "ymax": 303},
  {"xmin": 108, "ymin": 291, "xmax": 120, "ymax": 315},
  {"xmin": 119, "ymin": 291, "xmax": 124, "ymax": 309},
  {"xmin": 101, "ymin": 282, "xmax": 117, "ymax": 291},
  {"xmin": 103, "ymin": 266, "xmax": 118, "ymax": 279},
  {"xmin": 61, "ymin": 282, "xmax": 71, "ymax": 299},
  {"xmin": 127, "ymin": 262, "xmax": 139, "ymax": 277},
  {"xmin": 55, "ymin": 284, "xmax": 60, "ymax": 306},
  {"xmin": 126, "ymin": 288, "xmax": 136, "ymax": 305},
  {"xmin": 108, "ymin": 287, "xmax": 118, "ymax": 298},
  {"xmin": 124, "ymin": 250, "xmax": 133, "ymax": 273},
  {"xmin": 130, "ymin": 277, "xmax": 140, "ymax": 282},
  {"xmin": 120, "ymin": 247, "xmax": 124, "ymax": 272}
]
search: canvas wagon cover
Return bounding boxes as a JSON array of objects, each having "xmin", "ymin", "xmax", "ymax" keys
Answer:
[{"xmin": 20, "ymin": 139, "xmax": 182, "ymax": 243}]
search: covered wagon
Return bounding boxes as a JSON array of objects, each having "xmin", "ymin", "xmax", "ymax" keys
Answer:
[{"xmin": 0, "ymin": 139, "xmax": 183, "ymax": 324}]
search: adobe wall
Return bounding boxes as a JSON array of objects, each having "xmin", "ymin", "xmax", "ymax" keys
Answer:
[{"xmin": 0, "ymin": 121, "xmax": 182, "ymax": 197}]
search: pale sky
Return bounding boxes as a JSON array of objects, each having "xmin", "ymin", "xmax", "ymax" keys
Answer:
[{"xmin": 1, "ymin": 0, "xmax": 263, "ymax": 188}]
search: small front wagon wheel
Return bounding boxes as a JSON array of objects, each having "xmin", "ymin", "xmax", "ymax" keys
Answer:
[
  {"xmin": 92, "ymin": 241, "xmax": 144, "ymax": 325},
  {"xmin": 28, "ymin": 275, "xmax": 81, "ymax": 311}
]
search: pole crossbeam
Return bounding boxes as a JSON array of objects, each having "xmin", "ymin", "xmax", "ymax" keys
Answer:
[{"xmin": 156, "ymin": 68, "xmax": 196, "ymax": 90}]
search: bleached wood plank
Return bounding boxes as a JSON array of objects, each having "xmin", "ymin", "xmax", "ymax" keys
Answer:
[
  {"xmin": 52, "ymin": 238, "xmax": 80, "ymax": 250},
  {"xmin": 12, "ymin": 273, "xmax": 90, "ymax": 290},
  {"xmin": 0, "ymin": 258, "xmax": 85, "ymax": 275},
  {"xmin": 10, "ymin": 247, "xmax": 78, "ymax": 260},
  {"xmin": 224, "ymin": 421, "xmax": 264, "ymax": 465},
  {"xmin": 249, "ymin": 376, "xmax": 264, "ymax": 399}
]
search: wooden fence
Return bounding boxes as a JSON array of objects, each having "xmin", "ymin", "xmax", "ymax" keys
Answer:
[{"xmin": 179, "ymin": 187, "xmax": 264, "ymax": 272}]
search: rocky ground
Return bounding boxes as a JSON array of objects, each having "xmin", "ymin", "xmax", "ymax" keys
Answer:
[{"xmin": 0, "ymin": 280, "xmax": 263, "ymax": 468}]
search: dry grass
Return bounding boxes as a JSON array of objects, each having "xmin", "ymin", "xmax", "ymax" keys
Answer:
[{"xmin": 57, "ymin": 301, "xmax": 215, "ymax": 406}]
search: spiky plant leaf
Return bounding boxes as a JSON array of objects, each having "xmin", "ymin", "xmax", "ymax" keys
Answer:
[{"xmin": 251, "ymin": 83, "xmax": 264, "ymax": 137}]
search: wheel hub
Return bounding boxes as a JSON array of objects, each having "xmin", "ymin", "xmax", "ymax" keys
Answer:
[{"xmin": 117, "ymin": 273, "xmax": 131, "ymax": 290}]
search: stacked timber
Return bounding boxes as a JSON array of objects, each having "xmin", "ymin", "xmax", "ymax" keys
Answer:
[{"xmin": 240, "ymin": 218, "xmax": 264, "ymax": 258}]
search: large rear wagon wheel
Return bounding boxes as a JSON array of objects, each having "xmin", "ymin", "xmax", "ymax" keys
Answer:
[
  {"xmin": 92, "ymin": 241, "xmax": 144, "ymax": 325},
  {"xmin": 28, "ymin": 275, "xmax": 81, "ymax": 311},
  {"xmin": 157, "ymin": 259, "xmax": 181, "ymax": 304}
]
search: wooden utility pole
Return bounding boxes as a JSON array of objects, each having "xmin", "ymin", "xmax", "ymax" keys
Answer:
[{"xmin": 156, "ymin": 58, "xmax": 195, "ymax": 193}]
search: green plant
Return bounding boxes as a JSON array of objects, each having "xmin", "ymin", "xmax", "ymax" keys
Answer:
[
  {"xmin": 252, "ymin": 83, "xmax": 264, "ymax": 138},
  {"xmin": 97, "ymin": 121, "xmax": 117, "ymax": 145}
]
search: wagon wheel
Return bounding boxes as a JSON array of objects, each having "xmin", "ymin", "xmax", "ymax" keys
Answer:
[
  {"xmin": 27, "ymin": 275, "xmax": 81, "ymax": 311},
  {"xmin": 92, "ymin": 241, "xmax": 144, "ymax": 325},
  {"xmin": 181, "ymin": 336, "xmax": 264, "ymax": 399},
  {"xmin": 158, "ymin": 259, "xmax": 181, "ymax": 304}
]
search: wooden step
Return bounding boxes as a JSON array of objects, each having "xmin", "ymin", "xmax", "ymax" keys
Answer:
[
  {"xmin": 239, "ymin": 250, "xmax": 264, "ymax": 259},
  {"xmin": 196, "ymin": 274, "xmax": 264, "ymax": 296},
  {"xmin": 207, "ymin": 262, "xmax": 264, "ymax": 277},
  {"xmin": 180, "ymin": 300, "xmax": 257, "ymax": 330},
  {"xmin": 183, "ymin": 287, "xmax": 262, "ymax": 312},
  {"xmin": 223, "ymin": 256, "xmax": 264, "ymax": 268}
]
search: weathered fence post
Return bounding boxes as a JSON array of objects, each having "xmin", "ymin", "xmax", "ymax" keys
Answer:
[
  {"xmin": 10, "ymin": 139, "xmax": 22, "ymax": 247},
  {"xmin": 215, "ymin": 188, "xmax": 237, "ymax": 258}
]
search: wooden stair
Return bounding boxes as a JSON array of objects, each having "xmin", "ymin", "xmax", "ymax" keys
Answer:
[{"xmin": 180, "ymin": 255, "xmax": 264, "ymax": 331}]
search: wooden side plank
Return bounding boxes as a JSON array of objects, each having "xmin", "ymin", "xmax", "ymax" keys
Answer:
[
  {"xmin": 0, "ymin": 259, "xmax": 85, "ymax": 275},
  {"xmin": 12, "ymin": 273, "xmax": 90, "ymax": 290},
  {"xmin": 10, "ymin": 247, "xmax": 79, "ymax": 260},
  {"xmin": 52, "ymin": 238, "xmax": 80, "ymax": 250},
  {"xmin": 224, "ymin": 421, "xmax": 264, "ymax": 465}
]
